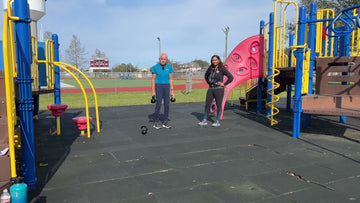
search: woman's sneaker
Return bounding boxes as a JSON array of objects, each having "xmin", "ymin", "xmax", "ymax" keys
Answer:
[
  {"xmin": 153, "ymin": 122, "xmax": 162, "ymax": 129},
  {"xmin": 198, "ymin": 120, "xmax": 208, "ymax": 126},
  {"xmin": 212, "ymin": 121, "xmax": 221, "ymax": 127},
  {"xmin": 162, "ymin": 122, "xmax": 172, "ymax": 129}
]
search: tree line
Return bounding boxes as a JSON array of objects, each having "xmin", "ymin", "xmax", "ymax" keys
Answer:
[
  {"xmin": 43, "ymin": 33, "xmax": 209, "ymax": 72},
  {"xmin": 298, "ymin": 0, "xmax": 360, "ymax": 13}
]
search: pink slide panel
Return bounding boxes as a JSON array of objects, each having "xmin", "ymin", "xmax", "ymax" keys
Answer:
[{"xmin": 214, "ymin": 34, "xmax": 264, "ymax": 120}]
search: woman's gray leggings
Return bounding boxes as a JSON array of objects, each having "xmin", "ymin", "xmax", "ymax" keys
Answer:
[{"xmin": 204, "ymin": 87, "xmax": 224, "ymax": 120}]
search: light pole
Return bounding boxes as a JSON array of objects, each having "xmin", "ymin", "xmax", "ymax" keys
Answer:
[
  {"xmin": 157, "ymin": 37, "xmax": 161, "ymax": 56},
  {"xmin": 223, "ymin": 26, "xmax": 230, "ymax": 61}
]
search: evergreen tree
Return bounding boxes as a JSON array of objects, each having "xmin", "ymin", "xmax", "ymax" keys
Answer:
[
  {"xmin": 112, "ymin": 63, "xmax": 138, "ymax": 72},
  {"xmin": 193, "ymin": 59, "xmax": 210, "ymax": 68}
]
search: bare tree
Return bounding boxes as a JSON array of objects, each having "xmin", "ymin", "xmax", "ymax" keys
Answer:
[
  {"xmin": 92, "ymin": 49, "xmax": 106, "ymax": 58},
  {"xmin": 65, "ymin": 35, "xmax": 88, "ymax": 70},
  {"xmin": 43, "ymin": 31, "xmax": 53, "ymax": 41}
]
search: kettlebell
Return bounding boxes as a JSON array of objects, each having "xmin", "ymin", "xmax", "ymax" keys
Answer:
[
  {"xmin": 141, "ymin": 126, "xmax": 148, "ymax": 135},
  {"xmin": 170, "ymin": 96, "xmax": 176, "ymax": 103},
  {"xmin": 151, "ymin": 95, "xmax": 156, "ymax": 103}
]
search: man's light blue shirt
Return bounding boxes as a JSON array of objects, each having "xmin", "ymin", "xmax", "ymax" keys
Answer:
[{"xmin": 152, "ymin": 63, "xmax": 174, "ymax": 84}]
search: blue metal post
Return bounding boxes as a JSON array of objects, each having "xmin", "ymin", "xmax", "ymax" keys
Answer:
[
  {"xmin": 333, "ymin": 36, "xmax": 338, "ymax": 56},
  {"xmin": 287, "ymin": 32, "xmax": 294, "ymax": 111},
  {"xmin": 341, "ymin": 28, "xmax": 351, "ymax": 57},
  {"xmin": 321, "ymin": 32, "xmax": 326, "ymax": 57},
  {"xmin": 14, "ymin": 0, "xmax": 37, "ymax": 189},
  {"xmin": 267, "ymin": 12, "xmax": 274, "ymax": 117},
  {"xmin": 308, "ymin": 2, "xmax": 316, "ymax": 95},
  {"xmin": 52, "ymin": 34, "xmax": 61, "ymax": 104},
  {"xmin": 304, "ymin": 2, "xmax": 317, "ymax": 128},
  {"xmin": 257, "ymin": 20, "xmax": 265, "ymax": 113},
  {"xmin": 293, "ymin": 6, "xmax": 307, "ymax": 138},
  {"xmin": 327, "ymin": 33, "xmax": 333, "ymax": 57},
  {"xmin": 339, "ymin": 12, "xmax": 352, "ymax": 123},
  {"xmin": 0, "ymin": 41, "xmax": 3, "ymax": 70},
  {"xmin": 339, "ymin": 34, "xmax": 345, "ymax": 56}
]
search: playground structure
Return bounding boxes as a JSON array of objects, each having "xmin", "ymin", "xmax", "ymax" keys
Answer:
[
  {"xmin": 218, "ymin": 0, "xmax": 360, "ymax": 138},
  {"xmin": 0, "ymin": 0, "xmax": 360, "ymax": 198},
  {"xmin": 0, "ymin": 0, "xmax": 100, "ymax": 194},
  {"xmin": 264, "ymin": 1, "xmax": 360, "ymax": 138}
]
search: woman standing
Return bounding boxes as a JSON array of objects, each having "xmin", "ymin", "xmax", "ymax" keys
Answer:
[{"xmin": 198, "ymin": 55, "xmax": 233, "ymax": 127}]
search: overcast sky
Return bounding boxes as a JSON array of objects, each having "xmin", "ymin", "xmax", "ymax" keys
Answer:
[{"xmin": 0, "ymin": 0, "xmax": 297, "ymax": 69}]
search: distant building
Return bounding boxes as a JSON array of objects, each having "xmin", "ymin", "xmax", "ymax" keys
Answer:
[
  {"xmin": 89, "ymin": 57, "xmax": 110, "ymax": 72},
  {"xmin": 178, "ymin": 62, "xmax": 201, "ymax": 73}
]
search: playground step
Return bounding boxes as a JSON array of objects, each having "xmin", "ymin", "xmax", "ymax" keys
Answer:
[
  {"xmin": 245, "ymin": 85, "xmax": 267, "ymax": 101},
  {"xmin": 246, "ymin": 67, "xmax": 294, "ymax": 102},
  {"xmin": 244, "ymin": 81, "xmax": 287, "ymax": 105},
  {"xmin": 276, "ymin": 67, "xmax": 295, "ymax": 86},
  {"xmin": 302, "ymin": 94, "xmax": 360, "ymax": 117},
  {"xmin": 32, "ymin": 89, "xmax": 55, "ymax": 95}
]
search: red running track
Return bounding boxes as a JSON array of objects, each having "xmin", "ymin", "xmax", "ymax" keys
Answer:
[{"xmin": 61, "ymin": 79, "xmax": 208, "ymax": 94}]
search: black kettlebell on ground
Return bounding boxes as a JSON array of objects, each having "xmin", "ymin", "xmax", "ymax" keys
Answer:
[
  {"xmin": 170, "ymin": 95, "xmax": 176, "ymax": 103},
  {"xmin": 141, "ymin": 126, "xmax": 148, "ymax": 135},
  {"xmin": 151, "ymin": 95, "xmax": 156, "ymax": 103}
]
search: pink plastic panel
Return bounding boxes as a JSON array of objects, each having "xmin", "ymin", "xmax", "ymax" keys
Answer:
[{"xmin": 219, "ymin": 34, "xmax": 264, "ymax": 120}]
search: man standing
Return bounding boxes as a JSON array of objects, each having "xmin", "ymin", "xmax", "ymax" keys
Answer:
[{"xmin": 151, "ymin": 53, "xmax": 174, "ymax": 129}]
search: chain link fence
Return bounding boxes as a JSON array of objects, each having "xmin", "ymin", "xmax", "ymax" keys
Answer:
[{"xmin": 60, "ymin": 71, "xmax": 206, "ymax": 80}]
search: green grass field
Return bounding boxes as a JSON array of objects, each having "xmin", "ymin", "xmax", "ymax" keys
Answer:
[
  {"xmin": 39, "ymin": 88, "xmax": 246, "ymax": 110},
  {"xmin": 61, "ymin": 78, "xmax": 199, "ymax": 88},
  {"xmin": 40, "ymin": 78, "xmax": 287, "ymax": 110}
]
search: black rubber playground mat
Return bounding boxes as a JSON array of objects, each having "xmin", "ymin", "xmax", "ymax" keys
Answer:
[{"xmin": 29, "ymin": 100, "xmax": 360, "ymax": 202}]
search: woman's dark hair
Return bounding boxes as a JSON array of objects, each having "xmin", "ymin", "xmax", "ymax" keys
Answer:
[{"xmin": 206, "ymin": 55, "xmax": 223, "ymax": 75}]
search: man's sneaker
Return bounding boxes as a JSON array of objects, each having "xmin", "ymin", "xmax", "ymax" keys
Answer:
[
  {"xmin": 153, "ymin": 122, "xmax": 162, "ymax": 129},
  {"xmin": 198, "ymin": 120, "xmax": 208, "ymax": 126},
  {"xmin": 212, "ymin": 121, "xmax": 221, "ymax": 127},
  {"xmin": 162, "ymin": 122, "xmax": 172, "ymax": 129}
]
